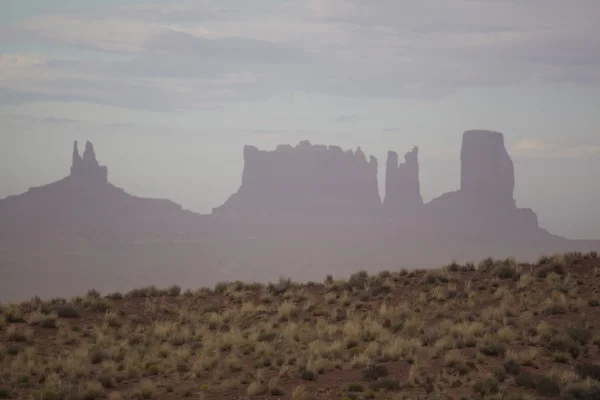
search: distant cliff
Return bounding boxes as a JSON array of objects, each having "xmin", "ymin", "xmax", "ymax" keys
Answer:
[
  {"xmin": 213, "ymin": 130, "xmax": 541, "ymax": 238},
  {"xmin": 213, "ymin": 140, "xmax": 381, "ymax": 218},
  {"xmin": 424, "ymin": 130, "xmax": 539, "ymax": 237},
  {"xmin": 1, "ymin": 131, "xmax": 598, "ymax": 302},
  {"xmin": 384, "ymin": 146, "xmax": 423, "ymax": 215},
  {"xmin": 0, "ymin": 140, "xmax": 199, "ymax": 239}
]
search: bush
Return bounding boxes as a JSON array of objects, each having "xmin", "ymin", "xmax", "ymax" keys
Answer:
[
  {"xmin": 536, "ymin": 263, "xmax": 566, "ymax": 278},
  {"xmin": 543, "ymin": 336, "xmax": 582, "ymax": 359},
  {"xmin": 474, "ymin": 377, "xmax": 499, "ymax": 395},
  {"xmin": 106, "ymin": 292, "xmax": 123, "ymax": 300},
  {"xmin": 299, "ymin": 370, "xmax": 316, "ymax": 381},
  {"xmin": 31, "ymin": 391, "xmax": 60, "ymax": 400},
  {"xmin": 166, "ymin": 285, "xmax": 181, "ymax": 296},
  {"xmin": 369, "ymin": 378, "xmax": 400, "ymax": 391},
  {"xmin": 348, "ymin": 271, "xmax": 369, "ymax": 289},
  {"xmin": 561, "ymin": 382, "xmax": 600, "ymax": 400},
  {"xmin": 496, "ymin": 265, "xmax": 517, "ymax": 279},
  {"xmin": 348, "ymin": 383, "xmax": 364, "ymax": 392},
  {"xmin": 363, "ymin": 364, "xmax": 389, "ymax": 381},
  {"xmin": 479, "ymin": 340, "xmax": 506, "ymax": 357},
  {"xmin": 567, "ymin": 326, "xmax": 593, "ymax": 346},
  {"xmin": 503, "ymin": 360, "xmax": 521, "ymax": 375},
  {"xmin": 55, "ymin": 306, "xmax": 80, "ymax": 318},
  {"xmin": 575, "ymin": 362, "xmax": 600, "ymax": 381},
  {"xmin": 515, "ymin": 373, "xmax": 561, "ymax": 396}
]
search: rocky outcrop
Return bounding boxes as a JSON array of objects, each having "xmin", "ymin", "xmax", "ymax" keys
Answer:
[
  {"xmin": 0, "ymin": 140, "xmax": 197, "ymax": 240},
  {"xmin": 70, "ymin": 141, "xmax": 108, "ymax": 182},
  {"xmin": 384, "ymin": 146, "xmax": 423, "ymax": 214},
  {"xmin": 214, "ymin": 140, "xmax": 381, "ymax": 218},
  {"xmin": 425, "ymin": 130, "xmax": 538, "ymax": 236},
  {"xmin": 460, "ymin": 130, "xmax": 515, "ymax": 208}
]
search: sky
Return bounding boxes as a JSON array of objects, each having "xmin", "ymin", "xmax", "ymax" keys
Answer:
[{"xmin": 1, "ymin": 0, "xmax": 599, "ymax": 240}]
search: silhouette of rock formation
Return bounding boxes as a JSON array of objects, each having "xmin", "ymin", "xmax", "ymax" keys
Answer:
[
  {"xmin": 214, "ymin": 140, "xmax": 381, "ymax": 218},
  {"xmin": 460, "ymin": 130, "xmax": 515, "ymax": 207},
  {"xmin": 425, "ymin": 130, "xmax": 539, "ymax": 236},
  {"xmin": 384, "ymin": 146, "xmax": 423, "ymax": 215},
  {"xmin": 1, "ymin": 131, "xmax": 599, "ymax": 302},
  {"xmin": 70, "ymin": 141, "xmax": 108, "ymax": 182},
  {"xmin": 0, "ymin": 140, "xmax": 198, "ymax": 239}
]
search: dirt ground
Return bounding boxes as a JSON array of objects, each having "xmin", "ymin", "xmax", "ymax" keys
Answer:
[{"xmin": 1, "ymin": 252, "xmax": 600, "ymax": 400}]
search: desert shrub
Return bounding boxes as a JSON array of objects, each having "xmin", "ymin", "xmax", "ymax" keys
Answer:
[
  {"xmin": 536, "ymin": 263, "xmax": 566, "ymax": 278},
  {"xmin": 363, "ymin": 364, "xmax": 389, "ymax": 381},
  {"xmin": 257, "ymin": 331, "xmax": 277, "ymax": 342},
  {"xmin": 567, "ymin": 326, "xmax": 593, "ymax": 346},
  {"xmin": 6, "ymin": 326, "xmax": 32, "ymax": 342},
  {"xmin": 348, "ymin": 271, "xmax": 369, "ymax": 289},
  {"xmin": 503, "ymin": 360, "xmax": 521, "ymax": 375},
  {"xmin": 86, "ymin": 298, "xmax": 111, "ymax": 312},
  {"xmin": 474, "ymin": 377, "xmax": 499, "ymax": 395},
  {"xmin": 479, "ymin": 340, "xmax": 506, "ymax": 357},
  {"xmin": 267, "ymin": 278, "xmax": 294, "ymax": 295},
  {"xmin": 575, "ymin": 362, "xmax": 600, "ymax": 381},
  {"xmin": 477, "ymin": 257, "xmax": 496, "ymax": 271},
  {"xmin": 0, "ymin": 388, "xmax": 10, "ymax": 399},
  {"xmin": 166, "ymin": 285, "xmax": 181, "ymax": 296},
  {"xmin": 28, "ymin": 311, "xmax": 57, "ymax": 328},
  {"xmin": 105, "ymin": 292, "xmax": 123, "ymax": 300},
  {"xmin": 369, "ymin": 378, "xmax": 400, "ymax": 391},
  {"xmin": 561, "ymin": 382, "xmax": 600, "ymax": 400},
  {"xmin": 495, "ymin": 265, "xmax": 517, "ymax": 279},
  {"xmin": 461, "ymin": 262, "xmax": 476, "ymax": 272},
  {"xmin": 553, "ymin": 352, "xmax": 571, "ymax": 363},
  {"xmin": 89, "ymin": 347, "xmax": 107, "ymax": 364},
  {"xmin": 4, "ymin": 307, "xmax": 24, "ymax": 323},
  {"xmin": 55, "ymin": 306, "xmax": 80, "ymax": 318},
  {"xmin": 543, "ymin": 335, "xmax": 582, "ymax": 359},
  {"xmin": 367, "ymin": 281, "xmax": 391, "ymax": 297},
  {"xmin": 269, "ymin": 385, "xmax": 285, "ymax": 396},
  {"xmin": 446, "ymin": 261, "xmax": 461, "ymax": 271},
  {"xmin": 126, "ymin": 285, "xmax": 160, "ymax": 298},
  {"xmin": 299, "ymin": 370, "xmax": 317, "ymax": 381},
  {"xmin": 348, "ymin": 383, "xmax": 365, "ymax": 392},
  {"xmin": 588, "ymin": 299, "xmax": 600, "ymax": 307},
  {"xmin": 98, "ymin": 374, "xmax": 117, "ymax": 389},
  {"xmin": 515, "ymin": 373, "xmax": 561, "ymax": 396},
  {"xmin": 31, "ymin": 391, "xmax": 60, "ymax": 400}
]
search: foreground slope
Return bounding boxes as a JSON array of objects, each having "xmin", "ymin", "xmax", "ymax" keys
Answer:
[{"xmin": 1, "ymin": 253, "xmax": 600, "ymax": 400}]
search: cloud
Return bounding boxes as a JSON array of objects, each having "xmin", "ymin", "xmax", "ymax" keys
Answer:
[
  {"xmin": 334, "ymin": 114, "xmax": 358, "ymax": 122},
  {"xmin": 104, "ymin": 122, "xmax": 136, "ymax": 128},
  {"xmin": 36, "ymin": 116, "xmax": 78, "ymax": 124},
  {"xmin": 1, "ymin": 0, "xmax": 599, "ymax": 110},
  {"xmin": 513, "ymin": 138, "xmax": 600, "ymax": 159}
]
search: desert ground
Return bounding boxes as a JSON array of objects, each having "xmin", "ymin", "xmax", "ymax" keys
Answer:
[{"xmin": 1, "ymin": 252, "xmax": 600, "ymax": 400}]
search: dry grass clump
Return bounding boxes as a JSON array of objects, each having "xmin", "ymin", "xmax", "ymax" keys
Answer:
[{"xmin": 1, "ymin": 252, "xmax": 600, "ymax": 399}]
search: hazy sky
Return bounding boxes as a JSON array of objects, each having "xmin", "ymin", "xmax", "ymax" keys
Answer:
[{"xmin": 1, "ymin": 0, "xmax": 599, "ymax": 239}]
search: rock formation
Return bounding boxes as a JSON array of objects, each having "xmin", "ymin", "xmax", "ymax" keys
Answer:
[
  {"xmin": 384, "ymin": 146, "xmax": 423, "ymax": 214},
  {"xmin": 460, "ymin": 130, "xmax": 515, "ymax": 208},
  {"xmin": 2, "ymin": 132, "xmax": 599, "ymax": 302},
  {"xmin": 0, "ymin": 140, "xmax": 198, "ymax": 240},
  {"xmin": 425, "ymin": 130, "xmax": 539, "ymax": 236},
  {"xmin": 214, "ymin": 140, "xmax": 381, "ymax": 218},
  {"xmin": 70, "ymin": 140, "xmax": 108, "ymax": 182}
]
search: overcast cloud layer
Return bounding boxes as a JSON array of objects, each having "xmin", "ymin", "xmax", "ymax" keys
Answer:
[{"xmin": 1, "ymin": 0, "xmax": 600, "ymax": 239}]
